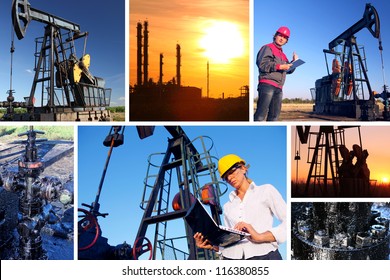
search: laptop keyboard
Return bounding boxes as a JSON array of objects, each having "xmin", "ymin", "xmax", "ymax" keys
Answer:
[{"xmin": 219, "ymin": 225, "xmax": 250, "ymax": 236}]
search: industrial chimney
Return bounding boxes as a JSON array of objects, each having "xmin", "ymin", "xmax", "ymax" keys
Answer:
[
  {"xmin": 207, "ymin": 61, "xmax": 210, "ymax": 98},
  {"xmin": 136, "ymin": 22, "xmax": 142, "ymax": 86},
  {"xmin": 176, "ymin": 44, "xmax": 181, "ymax": 87},
  {"xmin": 159, "ymin": 53, "xmax": 164, "ymax": 86},
  {"xmin": 143, "ymin": 21, "xmax": 149, "ymax": 85}
]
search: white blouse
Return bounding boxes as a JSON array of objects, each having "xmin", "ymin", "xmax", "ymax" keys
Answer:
[{"xmin": 221, "ymin": 182, "xmax": 287, "ymax": 259}]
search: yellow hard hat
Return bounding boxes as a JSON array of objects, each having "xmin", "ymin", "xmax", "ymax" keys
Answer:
[{"xmin": 218, "ymin": 154, "xmax": 246, "ymax": 178}]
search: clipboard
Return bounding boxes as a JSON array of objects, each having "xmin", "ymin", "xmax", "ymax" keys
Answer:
[{"xmin": 290, "ymin": 59, "xmax": 305, "ymax": 69}]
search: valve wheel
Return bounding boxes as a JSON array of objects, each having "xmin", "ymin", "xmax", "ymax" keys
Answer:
[
  {"xmin": 78, "ymin": 208, "xmax": 99, "ymax": 251},
  {"xmin": 132, "ymin": 236, "xmax": 153, "ymax": 260}
]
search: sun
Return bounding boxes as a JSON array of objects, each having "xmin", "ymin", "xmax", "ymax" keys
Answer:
[
  {"xmin": 382, "ymin": 177, "xmax": 389, "ymax": 184},
  {"xmin": 199, "ymin": 21, "xmax": 244, "ymax": 64}
]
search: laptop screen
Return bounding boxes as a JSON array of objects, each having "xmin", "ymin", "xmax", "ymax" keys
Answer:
[{"xmin": 184, "ymin": 198, "xmax": 248, "ymax": 247}]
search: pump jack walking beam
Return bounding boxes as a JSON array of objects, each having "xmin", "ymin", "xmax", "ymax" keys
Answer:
[
  {"xmin": 12, "ymin": 0, "xmax": 80, "ymax": 40},
  {"xmin": 328, "ymin": 3, "xmax": 380, "ymax": 50}
]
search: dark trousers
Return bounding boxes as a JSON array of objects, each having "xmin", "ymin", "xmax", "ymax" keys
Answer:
[
  {"xmin": 254, "ymin": 84, "xmax": 283, "ymax": 121},
  {"xmin": 223, "ymin": 249, "xmax": 283, "ymax": 260}
]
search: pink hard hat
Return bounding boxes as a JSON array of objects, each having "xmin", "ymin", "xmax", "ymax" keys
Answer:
[{"xmin": 276, "ymin": 26, "xmax": 290, "ymax": 38}]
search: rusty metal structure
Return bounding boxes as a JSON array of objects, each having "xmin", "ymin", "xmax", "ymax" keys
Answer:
[
  {"xmin": 0, "ymin": 126, "xmax": 74, "ymax": 259},
  {"xmin": 78, "ymin": 126, "xmax": 227, "ymax": 260},
  {"xmin": 1, "ymin": 0, "xmax": 111, "ymax": 121},
  {"xmin": 313, "ymin": 4, "xmax": 389, "ymax": 120},
  {"xmin": 292, "ymin": 202, "xmax": 390, "ymax": 260}
]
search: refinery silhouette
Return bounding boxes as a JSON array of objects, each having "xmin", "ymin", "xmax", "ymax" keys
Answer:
[{"xmin": 130, "ymin": 21, "xmax": 249, "ymax": 121}]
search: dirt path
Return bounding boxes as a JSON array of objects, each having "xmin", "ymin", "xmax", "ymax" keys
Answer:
[
  {"xmin": 273, "ymin": 103, "xmax": 389, "ymax": 121},
  {"xmin": 280, "ymin": 103, "xmax": 361, "ymax": 121}
]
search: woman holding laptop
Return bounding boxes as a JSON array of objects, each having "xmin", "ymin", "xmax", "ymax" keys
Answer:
[{"xmin": 194, "ymin": 154, "xmax": 286, "ymax": 260}]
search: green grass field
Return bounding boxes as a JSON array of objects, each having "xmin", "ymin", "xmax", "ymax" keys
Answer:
[{"xmin": 0, "ymin": 126, "xmax": 74, "ymax": 141}]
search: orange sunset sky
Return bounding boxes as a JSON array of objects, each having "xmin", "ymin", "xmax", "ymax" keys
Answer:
[
  {"xmin": 129, "ymin": 0, "xmax": 249, "ymax": 98},
  {"xmin": 291, "ymin": 126, "xmax": 390, "ymax": 184}
]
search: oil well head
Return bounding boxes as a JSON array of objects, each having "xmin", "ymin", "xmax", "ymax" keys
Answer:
[{"xmin": 0, "ymin": 126, "xmax": 74, "ymax": 259}]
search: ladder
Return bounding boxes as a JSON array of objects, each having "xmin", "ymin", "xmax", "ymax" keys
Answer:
[
  {"xmin": 136, "ymin": 129, "xmax": 223, "ymax": 260},
  {"xmin": 305, "ymin": 127, "xmax": 345, "ymax": 196}
]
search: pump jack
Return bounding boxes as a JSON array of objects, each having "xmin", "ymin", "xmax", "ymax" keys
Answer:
[
  {"xmin": 294, "ymin": 126, "xmax": 372, "ymax": 197},
  {"xmin": 78, "ymin": 126, "xmax": 225, "ymax": 260},
  {"xmin": 2, "ymin": 0, "xmax": 112, "ymax": 121},
  {"xmin": 313, "ymin": 3, "xmax": 387, "ymax": 120}
]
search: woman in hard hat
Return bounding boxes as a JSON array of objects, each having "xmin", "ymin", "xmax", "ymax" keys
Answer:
[
  {"xmin": 193, "ymin": 154, "xmax": 286, "ymax": 260},
  {"xmin": 254, "ymin": 26, "xmax": 298, "ymax": 121}
]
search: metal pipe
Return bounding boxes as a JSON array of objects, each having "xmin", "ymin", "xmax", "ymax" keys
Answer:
[{"xmin": 93, "ymin": 133, "xmax": 115, "ymax": 215}]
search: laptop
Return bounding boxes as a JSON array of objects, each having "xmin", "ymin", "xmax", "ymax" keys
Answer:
[{"xmin": 184, "ymin": 198, "xmax": 250, "ymax": 247}]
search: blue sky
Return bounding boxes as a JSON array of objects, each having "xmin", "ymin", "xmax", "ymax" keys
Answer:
[
  {"xmin": 0, "ymin": 0, "xmax": 125, "ymax": 106},
  {"xmin": 78, "ymin": 125, "xmax": 287, "ymax": 259},
  {"xmin": 254, "ymin": 0, "xmax": 390, "ymax": 100}
]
